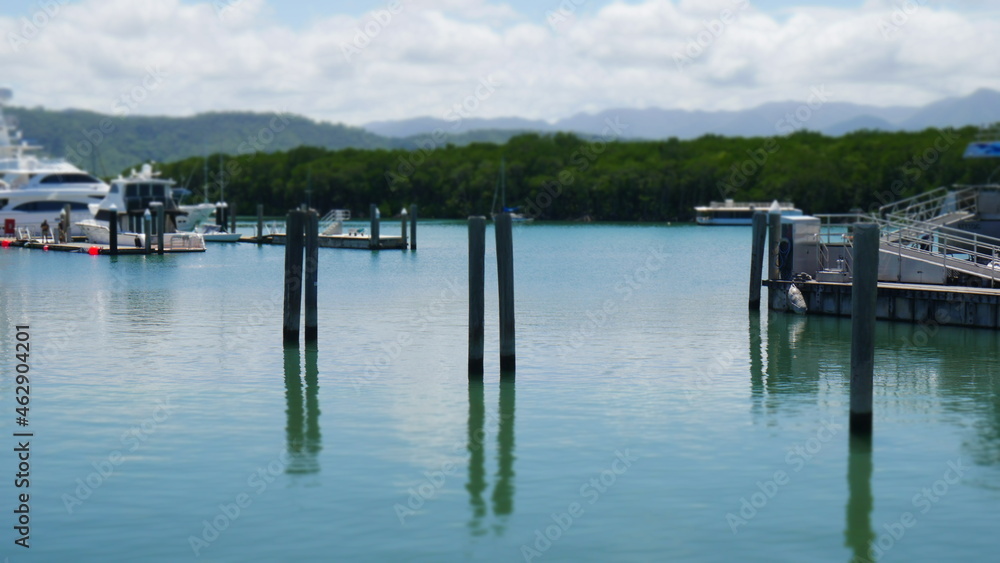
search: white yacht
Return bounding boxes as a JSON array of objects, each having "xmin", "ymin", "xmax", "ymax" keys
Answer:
[
  {"xmin": 77, "ymin": 163, "xmax": 205, "ymax": 250},
  {"xmin": 0, "ymin": 89, "xmax": 110, "ymax": 237}
]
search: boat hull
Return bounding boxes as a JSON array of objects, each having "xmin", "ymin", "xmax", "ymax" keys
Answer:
[{"xmin": 76, "ymin": 221, "xmax": 206, "ymax": 250}]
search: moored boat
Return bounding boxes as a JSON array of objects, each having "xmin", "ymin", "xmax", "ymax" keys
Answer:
[
  {"xmin": 0, "ymin": 88, "xmax": 110, "ymax": 237},
  {"xmin": 694, "ymin": 199, "xmax": 801, "ymax": 225}
]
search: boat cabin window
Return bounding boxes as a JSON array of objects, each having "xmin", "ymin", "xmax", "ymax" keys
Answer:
[
  {"xmin": 39, "ymin": 173, "xmax": 101, "ymax": 184},
  {"xmin": 122, "ymin": 183, "xmax": 170, "ymax": 210},
  {"xmin": 12, "ymin": 201, "xmax": 88, "ymax": 211}
]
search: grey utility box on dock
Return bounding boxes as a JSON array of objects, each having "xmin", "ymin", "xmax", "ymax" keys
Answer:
[{"xmin": 779, "ymin": 215, "xmax": 820, "ymax": 280}]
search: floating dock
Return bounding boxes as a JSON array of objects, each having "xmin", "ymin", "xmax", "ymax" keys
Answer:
[
  {"xmin": 1, "ymin": 237, "xmax": 205, "ymax": 254},
  {"xmin": 764, "ymin": 279, "xmax": 1000, "ymax": 329},
  {"xmin": 246, "ymin": 233, "xmax": 408, "ymax": 250},
  {"xmin": 757, "ymin": 184, "xmax": 1000, "ymax": 329}
]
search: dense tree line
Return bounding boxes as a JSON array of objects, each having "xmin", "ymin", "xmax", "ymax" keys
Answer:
[{"xmin": 155, "ymin": 126, "xmax": 997, "ymax": 221}]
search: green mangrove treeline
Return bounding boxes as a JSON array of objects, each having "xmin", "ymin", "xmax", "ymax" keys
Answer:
[{"xmin": 156, "ymin": 126, "xmax": 998, "ymax": 221}]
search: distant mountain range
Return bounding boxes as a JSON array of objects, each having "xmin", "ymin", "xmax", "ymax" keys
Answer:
[
  {"xmin": 365, "ymin": 88, "xmax": 1000, "ymax": 140},
  {"xmin": 4, "ymin": 88, "xmax": 998, "ymax": 174}
]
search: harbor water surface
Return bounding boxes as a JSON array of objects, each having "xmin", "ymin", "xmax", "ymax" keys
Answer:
[{"xmin": 1, "ymin": 223, "xmax": 998, "ymax": 562}]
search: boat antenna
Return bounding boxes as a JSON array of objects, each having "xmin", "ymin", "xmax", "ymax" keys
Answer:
[{"xmin": 0, "ymin": 88, "xmax": 12, "ymax": 149}]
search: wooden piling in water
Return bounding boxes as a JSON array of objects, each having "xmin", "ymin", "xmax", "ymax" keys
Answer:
[
  {"xmin": 108, "ymin": 207, "xmax": 118, "ymax": 256},
  {"xmin": 230, "ymin": 202, "xmax": 237, "ymax": 234},
  {"xmin": 150, "ymin": 202, "xmax": 165, "ymax": 255},
  {"xmin": 369, "ymin": 204, "xmax": 380, "ymax": 250},
  {"xmin": 401, "ymin": 208, "xmax": 409, "ymax": 249},
  {"xmin": 143, "ymin": 210, "xmax": 152, "ymax": 254},
  {"xmin": 257, "ymin": 204, "xmax": 264, "ymax": 243},
  {"xmin": 749, "ymin": 211, "xmax": 767, "ymax": 309},
  {"xmin": 468, "ymin": 216, "xmax": 486, "ymax": 377},
  {"xmin": 304, "ymin": 210, "xmax": 319, "ymax": 342},
  {"xmin": 409, "ymin": 204, "xmax": 417, "ymax": 250},
  {"xmin": 283, "ymin": 210, "xmax": 305, "ymax": 344},
  {"xmin": 768, "ymin": 210, "xmax": 781, "ymax": 280},
  {"xmin": 495, "ymin": 213, "xmax": 515, "ymax": 372},
  {"xmin": 850, "ymin": 223, "xmax": 879, "ymax": 436},
  {"xmin": 61, "ymin": 203, "xmax": 72, "ymax": 242}
]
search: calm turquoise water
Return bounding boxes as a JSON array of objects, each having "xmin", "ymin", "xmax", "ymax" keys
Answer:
[{"xmin": 1, "ymin": 222, "xmax": 999, "ymax": 562}]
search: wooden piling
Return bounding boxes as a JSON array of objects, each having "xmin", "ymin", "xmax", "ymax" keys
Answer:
[
  {"xmin": 468, "ymin": 216, "xmax": 486, "ymax": 377},
  {"xmin": 283, "ymin": 210, "xmax": 305, "ymax": 344},
  {"xmin": 304, "ymin": 210, "xmax": 319, "ymax": 342},
  {"xmin": 108, "ymin": 206, "xmax": 118, "ymax": 256},
  {"xmin": 143, "ymin": 210, "xmax": 152, "ymax": 254},
  {"xmin": 401, "ymin": 208, "xmax": 409, "ymax": 249},
  {"xmin": 150, "ymin": 202, "xmax": 165, "ymax": 255},
  {"xmin": 257, "ymin": 204, "xmax": 264, "ymax": 243},
  {"xmin": 230, "ymin": 202, "xmax": 237, "ymax": 234},
  {"xmin": 215, "ymin": 204, "xmax": 225, "ymax": 230},
  {"xmin": 749, "ymin": 211, "xmax": 767, "ymax": 309},
  {"xmin": 62, "ymin": 203, "xmax": 72, "ymax": 242},
  {"xmin": 409, "ymin": 204, "xmax": 417, "ymax": 250},
  {"xmin": 369, "ymin": 204, "xmax": 380, "ymax": 250},
  {"xmin": 768, "ymin": 210, "xmax": 781, "ymax": 281},
  {"xmin": 495, "ymin": 213, "xmax": 516, "ymax": 372},
  {"xmin": 850, "ymin": 223, "xmax": 879, "ymax": 436}
]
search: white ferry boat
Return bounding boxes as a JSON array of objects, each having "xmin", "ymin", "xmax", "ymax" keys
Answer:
[{"xmin": 694, "ymin": 199, "xmax": 802, "ymax": 225}]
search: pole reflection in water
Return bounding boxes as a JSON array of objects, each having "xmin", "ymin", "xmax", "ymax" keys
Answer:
[
  {"xmin": 284, "ymin": 344, "xmax": 322, "ymax": 475},
  {"xmin": 466, "ymin": 378, "xmax": 517, "ymax": 536},
  {"xmin": 749, "ymin": 312, "xmax": 764, "ymax": 419},
  {"xmin": 467, "ymin": 380, "xmax": 487, "ymax": 536},
  {"xmin": 492, "ymin": 378, "xmax": 516, "ymax": 533},
  {"xmin": 845, "ymin": 434, "xmax": 874, "ymax": 562}
]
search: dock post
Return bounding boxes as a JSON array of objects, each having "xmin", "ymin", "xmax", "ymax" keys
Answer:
[
  {"xmin": 230, "ymin": 201, "xmax": 237, "ymax": 234},
  {"xmin": 409, "ymin": 204, "xmax": 417, "ymax": 250},
  {"xmin": 149, "ymin": 202, "xmax": 165, "ymax": 255},
  {"xmin": 768, "ymin": 209, "xmax": 781, "ymax": 281},
  {"xmin": 468, "ymin": 216, "xmax": 486, "ymax": 377},
  {"xmin": 749, "ymin": 212, "xmax": 767, "ymax": 309},
  {"xmin": 257, "ymin": 204, "xmax": 264, "ymax": 243},
  {"xmin": 283, "ymin": 210, "xmax": 305, "ymax": 344},
  {"xmin": 496, "ymin": 213, "xmax": 516, "ymax": 372},
  {"xmin": 62, "ymin": 203, "xmax": 72, "ymax": 242},
  {"xmin": 304, "ymin": 210, "xmax": 319, "ymax": 342},
  {"xmin": 108, "ymin": 205, "xmax": 119, "ymax": 256},
  {"xmin": 143, "ymin": 209, "xmax": 152, "ymax": 254},
  {"xmin": 401, "ymin": 207, "xmax": 409, "ymax": 249},
  {"xmin": 850, "ymin": 223, "xmax": 879, "ymax": 436},
  {"xmin": 369, "ymin": 204, "xmax": 380, "ymax": 250}
]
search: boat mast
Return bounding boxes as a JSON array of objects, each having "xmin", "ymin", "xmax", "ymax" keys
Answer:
[
  {"xmin": 202, "ymin": 153, "xmax": 209, "ymax": 203},
  {"xmin": 500, "ymin": 156, "xmax": 506, "ymax": 211},
  {"xmin": 219, "ymin": 154, "xmax": 225, "ymax": 203}
]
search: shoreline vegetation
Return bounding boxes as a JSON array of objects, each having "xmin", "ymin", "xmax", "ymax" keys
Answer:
[{"xmin": 151, "ymin": 126, "xmax": 997, "ymax": 221}]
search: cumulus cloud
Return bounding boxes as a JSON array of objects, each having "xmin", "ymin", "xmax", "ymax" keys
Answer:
[{"xmin": 0, "ymin": 0, "xmax": 997, "ymax": 126}]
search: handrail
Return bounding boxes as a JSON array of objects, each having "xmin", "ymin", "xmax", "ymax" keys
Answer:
[{"xmin": 882, "ymin": 187, "xmax": 978, "ymax": 225}]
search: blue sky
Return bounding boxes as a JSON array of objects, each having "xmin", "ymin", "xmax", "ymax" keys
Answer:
[{"xmin": 1, "ymin": 0, "xmax": 998, "ymax": 126}]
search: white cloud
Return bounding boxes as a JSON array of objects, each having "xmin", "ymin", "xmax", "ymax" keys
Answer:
[{"xmin": 0, "ymin": 0, "xmax": 998, "ymax": 127}]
